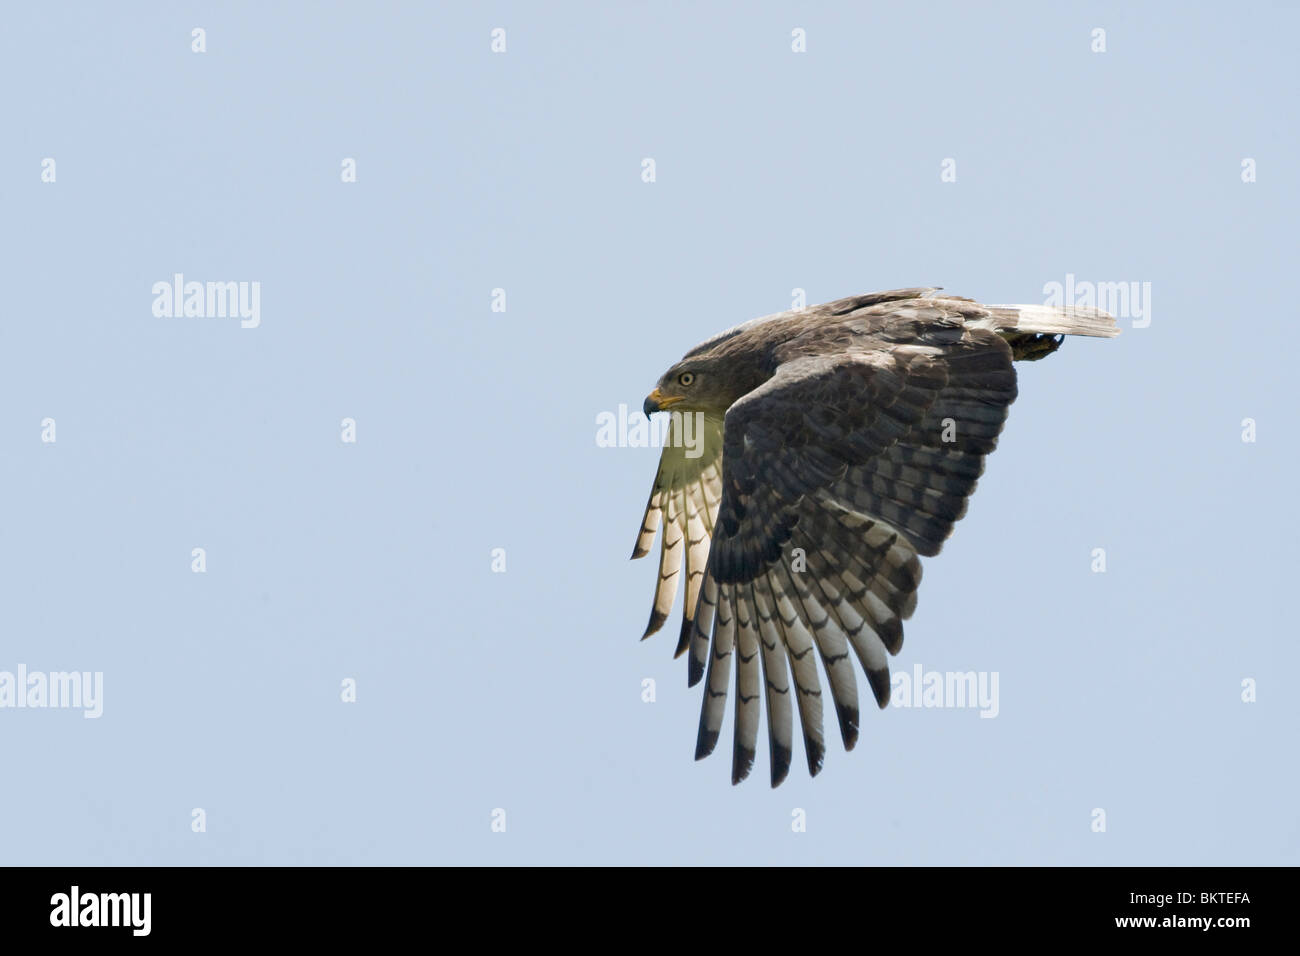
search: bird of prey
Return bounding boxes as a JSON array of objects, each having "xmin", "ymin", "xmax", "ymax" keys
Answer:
[{"xmin": 632, "ymin": 288, "xmax": 1117, "ymax": 786}]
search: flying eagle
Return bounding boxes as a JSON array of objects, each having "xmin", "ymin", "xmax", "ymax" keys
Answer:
[{"xmin": 632, "ymin": 288, "xmax": 1118, "ymax": 786}]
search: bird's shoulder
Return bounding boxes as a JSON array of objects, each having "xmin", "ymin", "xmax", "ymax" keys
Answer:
[{"xmin": 685, "ymin": 287, "xmax": 952, "ymax": 361}]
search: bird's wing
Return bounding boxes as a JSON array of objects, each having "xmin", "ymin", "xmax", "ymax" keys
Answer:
[
  {"xmin": 687, "ymin": 316, "xmax": 1019, "ymax": 786},
  {"xmin": 631, "ymin": 412, "xmax": 725, "ymax": 653},
  {"xmin": 629, "ymin": 288, "xmax": 956, "ymax": 652}
]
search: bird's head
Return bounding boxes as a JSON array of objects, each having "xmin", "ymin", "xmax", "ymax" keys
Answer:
[{"xmin": 644, "ymin": 359, "xmax": 740, "ymax": 418}]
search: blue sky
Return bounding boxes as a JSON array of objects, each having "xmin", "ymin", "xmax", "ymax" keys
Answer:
[{"xmin": 1, "ymin": 2, "xmax": 1295, "ymax": 865}]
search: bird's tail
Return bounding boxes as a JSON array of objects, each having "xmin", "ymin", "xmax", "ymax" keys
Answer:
[
  {"xmin": 970, "ymin": 303, "xmax": 1119, "ymax": 362},
  {"xmin": 983, "ymin": 303, "xmax": 1120, "ymax": 338}
]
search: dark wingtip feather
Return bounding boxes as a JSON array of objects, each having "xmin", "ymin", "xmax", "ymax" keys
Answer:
[
  {"xmin": 838, "ymin": 706, "xmax": 860, "ymax": 751},
  {"xmin": 687, "ymin": 654, "xmax": 704, "ymax": 686},
  {"xmin": 673, "ymin": 616, "xmax": 693, "ymax": 658},
  {"xmin": 770, "ymin": 742, "xmax": 792, "ymax": 788},
  {"xmin": 867, "ymin": 667, "xmax": 892, "ymax": 709},
  {"xmin": 879, "ymin": 617, "xmax": 904, "ymax": 655},
  {"xmin": 732, "ymin": 744, "xmax": 755, "ymax": 784},
  {"xmin": 805, "ymin": 738, "xmax": 826, "ymax": 778},
  {"xmin": 641, "ymin": 608, "xmax": 668, "ymax": 641},
  {"xmin": 695, "ymin": 727, "xmax": 719, "ymax": 760}
]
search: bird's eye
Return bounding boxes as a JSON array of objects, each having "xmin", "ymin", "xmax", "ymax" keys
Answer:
[{"xmin": 678, "ymin": 372, "xmax": 695, "ymax": 387}]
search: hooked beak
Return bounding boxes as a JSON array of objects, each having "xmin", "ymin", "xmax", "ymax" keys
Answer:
[{"xmin": 643, "ymin": 388, "xmax": 685, "ymax": 417}]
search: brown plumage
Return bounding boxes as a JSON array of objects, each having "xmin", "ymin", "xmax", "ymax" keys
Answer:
[{"xmin": 632, "ymin": 288, "xmax": 1118, "ymax": 786}]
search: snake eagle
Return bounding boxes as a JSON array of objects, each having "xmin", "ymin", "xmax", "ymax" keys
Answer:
[{"xmin": 632, "ymin": 287, "xmax": 1118, "ymax": 786}]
